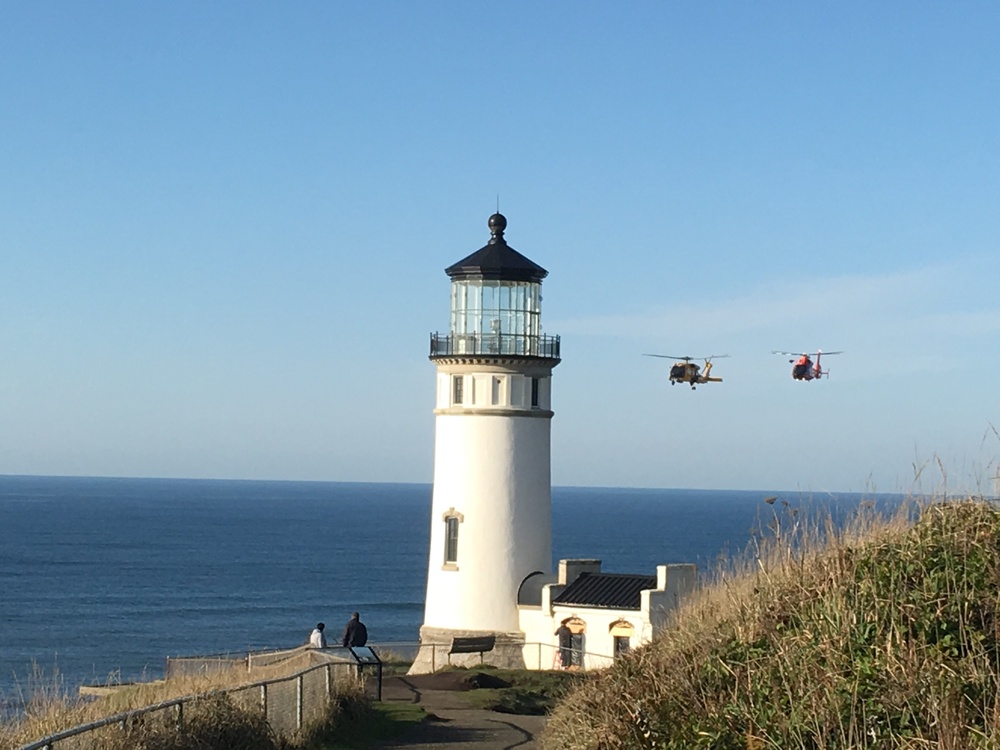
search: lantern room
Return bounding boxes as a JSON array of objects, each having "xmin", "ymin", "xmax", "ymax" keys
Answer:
[{"xmin": 429, "ymin": 213, "xmax": 560, "ymax": 360}]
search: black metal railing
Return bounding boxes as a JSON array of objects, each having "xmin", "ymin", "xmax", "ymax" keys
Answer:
[{"xmin": 429, "ymin": 333, "xmax": 560, "ymax": 360}]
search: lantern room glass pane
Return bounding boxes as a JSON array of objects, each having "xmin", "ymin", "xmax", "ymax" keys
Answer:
[{"xmin": 449, "ymin": 279, "xmax": 541, "ymax": 355}]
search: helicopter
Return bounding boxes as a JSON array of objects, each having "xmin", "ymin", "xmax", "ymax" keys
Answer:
[
  {"xmin": 773, "ymin": 349, "xmax": 843, "ymax": 381},
  {"xmin": 643, "ymin": 354, "xmax": 727, "ymax": 389}
]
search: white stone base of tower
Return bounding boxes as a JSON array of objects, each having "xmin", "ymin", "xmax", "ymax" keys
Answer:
[{"xmin": 407, "ymin": 626, "xmax": 527, "ymax": 674}]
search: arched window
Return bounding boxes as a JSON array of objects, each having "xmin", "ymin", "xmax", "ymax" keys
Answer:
[{"xmin": 609, "ymin": 619, "xmax": 634, "ymax": 659}]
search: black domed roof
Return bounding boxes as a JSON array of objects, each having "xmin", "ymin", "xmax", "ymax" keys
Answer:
[{"xmin": 445, "ymin": 213, "xmax": 548, "ymax": 282}]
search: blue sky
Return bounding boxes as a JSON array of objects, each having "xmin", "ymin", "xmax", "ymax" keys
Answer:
[{"xmin": 2, "ymin": 3, "xmax": 998, "ymax": 494}]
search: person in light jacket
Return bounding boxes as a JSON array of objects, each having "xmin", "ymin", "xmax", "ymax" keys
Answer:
[{"xmin": 309, "ymin": 622, "xmax": 327, "ymax": 648}]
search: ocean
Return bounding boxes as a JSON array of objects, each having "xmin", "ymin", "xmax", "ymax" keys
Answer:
[{"xmin": 0, "ymin": 475, "xmax": 891, "ymax": 700}]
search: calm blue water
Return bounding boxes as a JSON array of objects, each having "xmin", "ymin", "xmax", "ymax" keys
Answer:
[{"xmin": 0, "ymin": 476, "xmax": 891, "ymax": 699}]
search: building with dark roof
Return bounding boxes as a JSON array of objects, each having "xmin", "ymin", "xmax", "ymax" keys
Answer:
[{"xmin": 516, "ymin": 558, "xmax": 697, "ymax": 669}]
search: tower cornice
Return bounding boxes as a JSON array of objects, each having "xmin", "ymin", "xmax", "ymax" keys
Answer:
[
  {"xmin": 429, "ymin": 355, "xmax": 561, "ymax": 369},
  {"xmin": 433, "ymin": 407, "xmax": 554, "ymax": 418}
]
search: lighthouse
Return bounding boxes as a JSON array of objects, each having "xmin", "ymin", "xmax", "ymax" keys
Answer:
[{"xmin": 413, "ymin": 213, "xmax": 560, "ymax": 670}]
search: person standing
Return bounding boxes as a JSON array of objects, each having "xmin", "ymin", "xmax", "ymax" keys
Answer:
[
  {"xmin": 309, "ymin": 622, "xmax": 327, "ymax": 648},
  {"xmin": 342, "ymin": 612, "xmax": 368, "ymax": 647},
  {"xmin": 555, "ymin": 622, "xmax": 573, "ymax": 669}
]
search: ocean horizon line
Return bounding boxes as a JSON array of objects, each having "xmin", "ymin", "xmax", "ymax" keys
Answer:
[{"xmin": 0, "ymin": 472, "xmax": 879, "ymax": 497}]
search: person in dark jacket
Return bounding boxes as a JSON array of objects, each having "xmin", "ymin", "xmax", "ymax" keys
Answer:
[
  {"xmin": 342, "ymin": 611, "xmax": 368, "ymax": 647},
  {"xmin": 555, "ymin": 622, "xmax": 573, "ymax": 669}
]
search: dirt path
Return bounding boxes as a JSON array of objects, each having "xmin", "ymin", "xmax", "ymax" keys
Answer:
[{"xmin": 375, "ymin": 674, "xmax": 548, "ymax": 750}]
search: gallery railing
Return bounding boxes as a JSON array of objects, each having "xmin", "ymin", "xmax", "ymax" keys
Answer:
[{"xmin": 429, "ymin": 332, "xmax": 560, "ymax": 360}]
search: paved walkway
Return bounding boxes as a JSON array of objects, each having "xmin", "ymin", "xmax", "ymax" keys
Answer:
[{"xmin": 375, "ymin": 675, "xmax": 548, "ymax": 750}]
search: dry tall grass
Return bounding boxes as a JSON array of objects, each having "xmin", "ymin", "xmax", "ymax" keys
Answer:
[
  {"xmin": 0, "ymin": 655, "xmax": 363, "ymax": 750},
  {"xmin": 543, "ymin": 497, "xmax": 1000, "ymax": 749}
]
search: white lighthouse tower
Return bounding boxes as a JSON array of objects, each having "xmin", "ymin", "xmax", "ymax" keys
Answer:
[{"xmin": 413, "ymin": 213, "xmax": 560, "ymax": 670}]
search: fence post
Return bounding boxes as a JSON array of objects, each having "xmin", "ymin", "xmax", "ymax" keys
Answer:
[
  {"xmin": 326, "ymin": 664, "xmax": 332, "ymax": 701},
  {"xmin": 296, "ymin": 674, "xmax": 304, "ymax": 730},
  {"xmin": 176, "ymin": 701, "xmax": 183, "ymax": 730},
  {"xmin": 260, "ymin": 683, "xmax": 268, "ymax": 719}
]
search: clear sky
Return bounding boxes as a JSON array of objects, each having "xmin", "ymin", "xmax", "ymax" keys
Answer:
[{"xmin": 2, "ymin": 3, "xmax": 998, "ymax": 495}]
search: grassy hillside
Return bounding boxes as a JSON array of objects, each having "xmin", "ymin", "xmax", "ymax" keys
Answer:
[{"xmin": 543, "ymin": 498, "xmax": 1000, "ymax": 749}]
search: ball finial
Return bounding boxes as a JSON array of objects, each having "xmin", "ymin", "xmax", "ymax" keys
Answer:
[{"xmin": 488, "ymin": 212, "xmax": 507, "ymax": 239}]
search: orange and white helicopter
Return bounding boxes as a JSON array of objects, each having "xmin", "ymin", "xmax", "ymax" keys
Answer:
[
  {"xmin": 773, "ymin": 349, "xmax": 843, "ymax": 381},
  {"xmin": 643, "ymin": 354, "xmax": 728, "ymax": 389}
]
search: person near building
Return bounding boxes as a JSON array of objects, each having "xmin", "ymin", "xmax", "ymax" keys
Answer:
[{"xmin": 555, "ymin": 622, "xmax": 573, "ymax": 669}]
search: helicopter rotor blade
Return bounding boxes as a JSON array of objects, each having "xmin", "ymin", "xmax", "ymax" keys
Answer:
[
  {"xmin": 643, "ymin": 354, "xmax": 693, "ymax": 361},
  {"xmin": 773, "ymin": 349, "xmax": 843, "ymax": 357}
]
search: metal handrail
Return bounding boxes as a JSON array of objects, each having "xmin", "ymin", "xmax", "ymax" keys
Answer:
[
  {"xmin": 19, "ymin": 658, "xmax": 359, "ymax": 750},
  {"xmin": 429, "ymin": 332, "xmax": 560, "ymax": 359},
  {"xmin": 20, "ymin": 694, "xmax": 190, "ymax": 750},
  {"xmin": 19, "ymin": 640, "xmax": 617, "ymax": 749}
]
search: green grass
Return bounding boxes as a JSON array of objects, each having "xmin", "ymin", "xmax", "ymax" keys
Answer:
[
  {"xmin": 317, "ymin": 667, "xmax": 581, "ymax": 746},
  {"xmin": 316, "ymin": 702, "xmax": 426, "ymax": 749},
  {"xmin": 447, "ymin": 667, "xmax": 586, "ymax": 715}
]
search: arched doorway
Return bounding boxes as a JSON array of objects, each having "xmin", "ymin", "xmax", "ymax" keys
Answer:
[{"xmin": 558, "ymin": 617, "xmax": 586, "ymax": 669}]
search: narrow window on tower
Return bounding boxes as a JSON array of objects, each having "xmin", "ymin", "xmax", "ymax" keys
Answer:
[
  {"xmin": 444, "ymin": 516, "xmax": 460, "ymax": 565},
  {"xmin": 530, "ymin": 377, "xmax": 540, "ymax": 407},
  {"xmin": 453, "ymin": 375, "xmax": 464, "ymax": 405}
]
